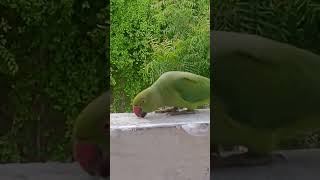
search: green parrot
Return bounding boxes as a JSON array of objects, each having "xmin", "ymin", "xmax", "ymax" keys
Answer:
[
  {"xmin": 73, "ymin": 91, "xmax": 109, "ymax": 178},
  {"xmin": 212, "ymin": 31, "xmax": 320, "ymax": 167},
  {"xmin": 133, "ymin": 71, "xmax": 210, "ymax": 118}
]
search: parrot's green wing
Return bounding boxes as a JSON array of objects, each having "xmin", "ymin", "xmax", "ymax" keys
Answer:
[{"xmin": 172, "ymin": 74, "xmax": 210, "ymax": 104}]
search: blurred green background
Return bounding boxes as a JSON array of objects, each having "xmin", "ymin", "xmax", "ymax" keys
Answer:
[{"xmin": 0, "ymin": 0, "xmax": 108, "ymax": 162}]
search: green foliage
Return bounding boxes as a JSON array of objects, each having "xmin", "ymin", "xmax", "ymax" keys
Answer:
[
  {"xmin": 0, "ymin": 45, "xmax": 18, "ymax": 76},
  {"xmin": 111, "ymin": 0, "xmax": 210, "ymax": 112},
  {"xmin": 0, "ymin": 16, "xmax": 19, "ymax": 76},
  {"xmin": 213, "ymin": 0, "xmax": 320, "ymax": 53},
  {"xmin": 0, "ymin": 0, "xmax": 107, "ymax": 162}
]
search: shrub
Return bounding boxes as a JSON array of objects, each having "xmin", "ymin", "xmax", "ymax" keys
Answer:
[{"xmin": 111, "ymin": 0, "xmax": 210, "ymax": 112}]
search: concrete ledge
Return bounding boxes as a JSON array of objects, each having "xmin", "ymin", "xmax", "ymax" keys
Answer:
[
  {"xmin": 213, "ymin": 149, "xmax": 320, "ymax": 180},
  {"xmin": 0, "ymin": 162, "xmax": 92, "ymax": 180},
  {"xmin": 110, "ymin": 109, "xmax": 210, "ymax": 180}
]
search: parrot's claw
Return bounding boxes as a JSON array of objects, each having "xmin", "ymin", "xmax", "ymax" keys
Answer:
[
  {"xmin": 212, "ymin": 152, "xmax": 288, "ymax": 168},
  {"xmin": 155, "ymin": 107, "xmax": 196, "ymax": 115},
  {"xmin": 155, "ymin": 107, "xmax": 179, "ymax": 113},
  {"xmin": 167, "ymin": 109, "xmax": 196, "ymax": 116}
]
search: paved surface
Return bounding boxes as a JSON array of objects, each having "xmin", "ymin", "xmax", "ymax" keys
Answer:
[{"xmin": 212, "ymin": 149, "xmax": 320, "ymax": 180}]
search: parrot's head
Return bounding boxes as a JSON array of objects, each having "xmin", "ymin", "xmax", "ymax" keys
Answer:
[
  {"xmin": 132, "ymin": 87, "xmax": 161, "ymax": 118},
  {"xmin": 74, "ymin": 141, "xmax": 109, "ymax": 178}
]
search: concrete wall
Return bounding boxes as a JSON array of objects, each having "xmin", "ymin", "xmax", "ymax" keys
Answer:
[{"xmin": 110, "ymin": 109, "xmax": 210, "ymax": 180}]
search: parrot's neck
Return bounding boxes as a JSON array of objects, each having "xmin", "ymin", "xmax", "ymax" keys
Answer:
[{"xmin": 148, "ymin": 86, "xmax": 164, "ymax": 108}]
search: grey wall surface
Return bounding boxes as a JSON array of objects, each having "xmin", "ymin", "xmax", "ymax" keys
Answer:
[{"xmin": 110, "ymin": 110, "xmax": 210, "ymax": 180}]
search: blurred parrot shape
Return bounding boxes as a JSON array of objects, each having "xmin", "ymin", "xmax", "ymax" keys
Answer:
[
  {"xmin": 212, "ymin": 30, "xmax": 320, "ymax": 167},
  {"xmin": 73, "ymin": 91, "xmax": 109, "ymax": 178}
]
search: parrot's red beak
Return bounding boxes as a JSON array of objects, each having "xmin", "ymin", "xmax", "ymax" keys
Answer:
[
  {"xmin": 133, "ymin": 106, "xmax": 147, "ymax": 118},
  {"xmin": 74, "ymin": 142, "xmax": 102, "ymax": 176}
]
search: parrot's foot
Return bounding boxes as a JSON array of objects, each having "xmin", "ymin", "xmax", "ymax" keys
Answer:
[
  {"xmin": 212, "ymin": 152, "xmax": 287, "ymax": 168},
  {"xmin": 155, "ymin": 107, "xmax": 178, "ymax": 113},
  {"xmin": 167, "ymin": 109, "xmax": 196, "ymax": 116},
  {"xmin": 155, "ymin": 107, "xmax": 196, "ymax": 115}
]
